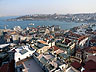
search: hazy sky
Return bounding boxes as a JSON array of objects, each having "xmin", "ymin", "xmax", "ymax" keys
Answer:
[{"xmin": 0, "ymin": 0, "xmax": 96, "ymax": 16}]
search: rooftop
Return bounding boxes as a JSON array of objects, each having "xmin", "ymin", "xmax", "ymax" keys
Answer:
[
  {"xmin": 85, "ymin": 46, "xmax": 96, "ymax": 54},
  {"xmin": 38, "ymin": 40, "xmax": 47, "ymax": 44},
  {"xmin": 78, "ymin": 36, "xmax": 88, "ymax": 43},
  {"xmin": 24, "ymin": 59, "xmax": 43, "ymax": 72},
  {"xmin": 40, "ymin": 56, "xmax": 48, "ymax": 65},
  {"xmin": 71, "ymin": 61, "xmax": 81, "ymax": 69},
  {"xmin": 84, "ymin": 60, "xmax": 96, "ymax": 72},
  {"xmin": 50, "ymin": 46, "xmax": 60, "ymax": 51},
  {"xmin": 0, "ymin": 44, "xmax": 9, "ymax": 48}
]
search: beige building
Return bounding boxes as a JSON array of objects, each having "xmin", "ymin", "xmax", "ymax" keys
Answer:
[{"xmin": 33, "ymin": 40, "xmax": 50, "ymax": 54}]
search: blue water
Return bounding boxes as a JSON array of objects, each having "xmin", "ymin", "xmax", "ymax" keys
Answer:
[{"xmin": 0, "ymin": 16, "xmax": 86, "ymax": 30}]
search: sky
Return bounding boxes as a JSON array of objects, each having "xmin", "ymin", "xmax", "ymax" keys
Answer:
[{"xmin": 0, "ymin": 0, "xmax": 96, "ymax": 16}]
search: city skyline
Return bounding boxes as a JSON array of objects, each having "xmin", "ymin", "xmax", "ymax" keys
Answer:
[{"xmin": 0, "ymin": 0, "xmax": 96, "ymax": 16}]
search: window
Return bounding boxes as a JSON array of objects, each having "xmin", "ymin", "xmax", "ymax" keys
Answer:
[{"xmin": 18, "ymin": 58, "xmax": 20, "ymax": 60}]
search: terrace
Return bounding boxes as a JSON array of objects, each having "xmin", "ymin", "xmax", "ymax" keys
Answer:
[
  {"xmin": 24, "ymin": 59, "xmax": 44, "ymax": 72},
  {"xmin": 15, "ymin": 45, "xmax": 36, "ymax": 62}
]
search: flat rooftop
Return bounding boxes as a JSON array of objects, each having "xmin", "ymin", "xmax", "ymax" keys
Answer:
[{"xmin": 24, "ymin": 58, "xmax": 44, "ymax": 72}]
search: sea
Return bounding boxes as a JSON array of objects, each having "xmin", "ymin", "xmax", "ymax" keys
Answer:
[{"xmin": 0, "ymin": 16, "xmax": 86, "ymax": 30}]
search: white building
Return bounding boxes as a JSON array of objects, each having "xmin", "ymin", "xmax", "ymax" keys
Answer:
[
  {"xmin": 14, "ymin": 45, "xmax": 36, "ymax": 62},
  {"xmin": 78, "ymin": 36, "xmax": 89, "ymax": 48}
]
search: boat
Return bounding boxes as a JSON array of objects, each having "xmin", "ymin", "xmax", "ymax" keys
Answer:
[{"xmin": 29, "ymin": 23, "xmax": 34, "ymax": 25}]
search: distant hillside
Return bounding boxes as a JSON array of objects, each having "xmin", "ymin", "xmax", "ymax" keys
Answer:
[{"xmin": 7, "ymin": 13, "xmax": 96, "ymax": 23}]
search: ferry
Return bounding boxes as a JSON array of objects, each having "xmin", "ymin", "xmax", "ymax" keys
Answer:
[{"xmin": 29, "ymin": 23, "xmax": 34, "ymax": 25}]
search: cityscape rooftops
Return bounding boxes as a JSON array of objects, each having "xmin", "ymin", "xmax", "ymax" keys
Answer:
[{"xmin": 0, "ymin": 21, "xmax": 96, "ymax": 72}]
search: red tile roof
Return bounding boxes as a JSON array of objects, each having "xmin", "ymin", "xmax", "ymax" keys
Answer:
[
  {"xmin": 0, "ymin": 63, "xmax": 9, "ymax": 72},
  {"xmin": 84, "ymin": 60, "xmax": 96, "ymax": 72},
  {"xmin": 38, "ymin": 40, "xmax": 47, "ymax": 44},
  {"xmin": 64, "ymin": 38, "xmax": 71, "ymax": 44},
  {"xmin": 76, "ymin": 49, "xmax": 82, "ymax": 53},
  {"xmin": 78, "ymin": 36, "xmax": 88, "ymax": 43},
  {"xmin": 69, "ymin": 31, "xmax": 81, "ymax": 38},
  {"xmin": 83, "ymin": 70, "xmax": 96, "ymax": 72},
  {"xmin": 50, "ymin": 35, "xmax": 54, "ymax": 38},
  {"xmin": 71, "ymin": 61, "xmax": 81, "ymax": 69},
  {"xmin": 0, "ymin": 60, "xmax": 15, "ymax": 72},
  {"xmin": 50, "ymin": 46, "xmax": 60, "ymax": 51},
  {"xmin": 46, "ymin": 38, "xmax": 49, "ymax": 40},
  {"xmin": 9, "ymin": 60, "xmax": 15, "ymax": 72},
  {"xmin": 85, "ymin": 46, "xmax": 96, "ymax": 54}
]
